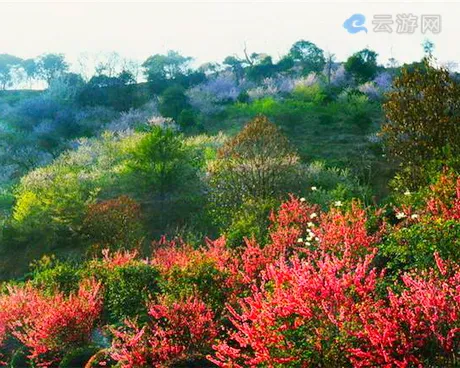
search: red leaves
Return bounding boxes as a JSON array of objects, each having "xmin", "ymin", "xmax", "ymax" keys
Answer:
[
  {"xmin": 110, "ymin": 297, "xmax": 218, "ymax": 368},
  {"xmin": 211, "ymin": 194, "xmax": 460, "ymax": 367},
  {"xmin": 0, "ymin": 279, "xmax": 102, "ymax": 367},
  {"xmin": 2, "ymin": 179, "xmax": 460, "ymax": 367},
  {"xmin": 211, "ymin": 252, "xmax": 380, "ymax": 367},
  {"xmin": 349, "ymin": 258, "xmax": 460, "ymax": 367}
]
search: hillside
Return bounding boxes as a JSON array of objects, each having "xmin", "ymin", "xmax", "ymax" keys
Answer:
[{"xmin": 0, "ymin": 44, "xmax": 459, "ymax": 367}]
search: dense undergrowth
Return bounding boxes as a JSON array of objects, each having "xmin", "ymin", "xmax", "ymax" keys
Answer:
[{"xmin": 0, "ymin": 172, "xmax": 459, "ymax": 367}]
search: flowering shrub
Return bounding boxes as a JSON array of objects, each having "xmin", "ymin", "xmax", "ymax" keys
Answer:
[
  {"xmin": 0, "ymin": 279, "xmax": 102, "ymax": 367},
  {"xmin": 1, "ymin": 175, "xmax": 459, "ymax": 367},
  {"xmin": 187, "ymin": 72, "xmax": 240, "ymax": 114},
  {"xmin": 373, "ymin": 71, "xmax": 393, "ymax": 91},
  {"xmin": 349, "ymin": 254, "xmax": 460, "ymax": 367},
  {"xmin": 210, "ymin": 184, "xmax": 460, "ymax": 367},
  {"xmin": 211, "ymin": 250, "xmax": 380, "ymax": 367},
  {"xmin": 110, "ymin": 296, "xmax": 218, "ymax": 367},
  {"xmin": 81, "ymin": 195, "xmax": 144, "ymax": 252},
  {"xmin": 151, "ymin": 237, "xmax": 236, "ymax": 312},
  {"xmin": 330, "ymin": 64, "xmax": 348, "ymax": 86}
]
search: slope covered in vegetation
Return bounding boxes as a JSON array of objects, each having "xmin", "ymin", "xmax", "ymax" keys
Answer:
[{"xmin": 0, "ymin": 41, "xmax": 459, "ymax": 367}]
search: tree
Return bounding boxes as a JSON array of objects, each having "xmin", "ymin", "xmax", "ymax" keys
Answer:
[
  {"xmin": 21, "ymin": 58, "xmax": 38, "ymax": 87},
  {"xmin": 276, "ymin": 55, "xmax": 295, "ymax": 74},
  {"xmin": 246, "ymin": 55, "xmax": 276, "ymax": 82},
  {"xmin": 118, "ymin": 70, "xmax": 136, "ymax": 85},
  {"xmin": 0, "ymin": 54, "xmax": 23, "ymax": 90},
  {"xmin": 94, "ymin": 51, "xmax": 123, "ymax": 78},
  {"xmin": 345, "ymin": 48, "xmax": 378, "ymax": 83},
  {"xmin": 289, "ymin": 40, "xmax": 325, "ymax": 74},
  {"xmin": 422, "ymin": 39, "xmax": 435, "ymax": 57},
  {"xmin": 209, "ymin": 116, "xmax": 300, "ymax": 208},
  {"xmin": 142, "ymin": 51, "xmax": 191, "ymax": 82},
  {"xmin": 223, "ymin": 56, "xmax": 245, "ymax": 82},
  {"xmin": 158, "ymin": 85, "xmax": 190, "ymax": 122},
  {"xmin": 37, "ymin": 53, "xmax": 69, "ymax": 86},
  {"xmin": 381, "ymin": 58, "xmax": 460, "ymax": 187},
  {"xmin": 127, "ymin": 126, "xmax": 201, "ymax": 232}
]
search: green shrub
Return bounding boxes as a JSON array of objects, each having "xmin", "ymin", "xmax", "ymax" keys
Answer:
[
  {"xmin": 292, "ymin": 84, "xmax": 326, "ymax": 104},
  {"xmin": 237, "ymin": 90, "xmax": 250, "ymax": 104},
  {"xmin": 299, "ymin": 161, "xmax": 371, "ymax": 209},
  {"xmin": 158, "ymin": 85, "xmax": 190, "ymax": 121},
  {"xmin": 160, "ymin": 259, "xmax": 229, "ymax": 313},
  {"xmin": 379, "ymin": 219, "xmax": 460, "ymax": 276},
  {"xmin": 224, "ymin": 198, "xmax": 277, "ymax": 247},
  {"xmin": 178, "ymin": 108, "xmax": 198, "ymax": 129},
  {"xmin": 30, "ymin": 255, "xmax": 82, "ymax": 295},
  {"xmin": 91, "ymin": 263, "xmax": 160, "ymax": 323}
]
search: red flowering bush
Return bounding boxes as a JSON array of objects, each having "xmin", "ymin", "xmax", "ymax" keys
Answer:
[
  {"xmin": 81, "ymin": 195, "xmax": 144, "ymax": 252},
  {"xmin": 150, "ymin": 236, "xmax": 238, "ymax": 311},
  {"xmin": 210, "ymin": 189, "xmax": 460, "ymax": 368},
  {"xmin": 349, "ymin": 253, "xmax": 460, "ymax": 367},
  {"xmin": 1, "ymin": 175, "xmax": 460, "ymax": 367},
  {"xmin": 110, "ymin": 296, "xmax": 219, "ymax": 367},
  {"xmin": 0, "ymin": 279, "xmax": 102, "ymax": 367},
  {"xmin": 100, "ymin": 248, "xmax": 140, "ymax": 269},
  {"xmin": 211, "ymin": 250, "xmax": 380, "ymax": 367}
]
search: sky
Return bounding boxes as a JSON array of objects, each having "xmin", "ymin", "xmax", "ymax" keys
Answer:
[{"xmin": 0, "ymin": 1, "xmax": 459, "ymax": 71}]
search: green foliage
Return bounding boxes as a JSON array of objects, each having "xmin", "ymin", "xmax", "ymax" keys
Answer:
[
  {"xmin": 7, "ymin": 127, "xmax": 206, "ymax": 260},
  {"xmin": 30, "ymin": 255, "xmax": 82, "ymax": 295},
  {"xmin": 292, "ymin": 84, "xmax": 327, "ymax": 104},
  {"xmin": 37, "ymin": 53, "xmax": 69, "ymax": 86},
  {"xmin": 380, "ymin": 220, "xmax": 460, "ymax": 276},
  {"xmin": 158, "ymin": 85, "xmax": 190, "ymax": 121},
  {"xmin": 299, "ymin": 161, "xmax": 371, "ymax": 209},
  {"xmin": 345, "ymin": 49, "xmax": 378, "ymax": 83},
  {"xmin": 245, "ymin": 56, "xmax": 277, "ymax": 82},
  {"xmin": 78, "ymin": 83, "xmax": 151, "ymax": 111},
  {"xmin": 9, "ymin": 347, "xmax": 31, "ymax": 368},
  {"xmin": 339, "ymin": 92, "xmax": 375, "ymax": 132},
  {"xmin": 160, "ymin": 259, "xmax": 229, "ymax": 313},
  {"xmin": 289, "ymin": 40, "xmax": 326, "ymax": 74},
  {"xmin": 237, "ymin": 90, "xmax": 250, "ymax": 104},
  {"xmin": 91, "ymin": 263, "xmax": 160, "ymax": 323},
  {"xmin": 0, "ymin": 54, "xmax": 23, "ymax": 90},
  {"xmin": 142, "ymin": 51, "xmax": 192, "ymax": 82},
  {"xmin": 224, "ymin": 198, "xmax": 277, "ymax": 247},
  {"xmin": 126, "ymin": 126, "xmax": 201, "ymax": 200},
  {"xmin": 229, "ymin": 97, "xmax": 279, "ymax": 117},
  {"xmin": 177, "ymin": 108, "xmax": 198, "ymax": 129}
]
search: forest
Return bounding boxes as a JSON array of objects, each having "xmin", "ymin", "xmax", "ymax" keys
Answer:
[{"xmin": 0, "ymin": 39, "xmax": 459, "ymax": 367}]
